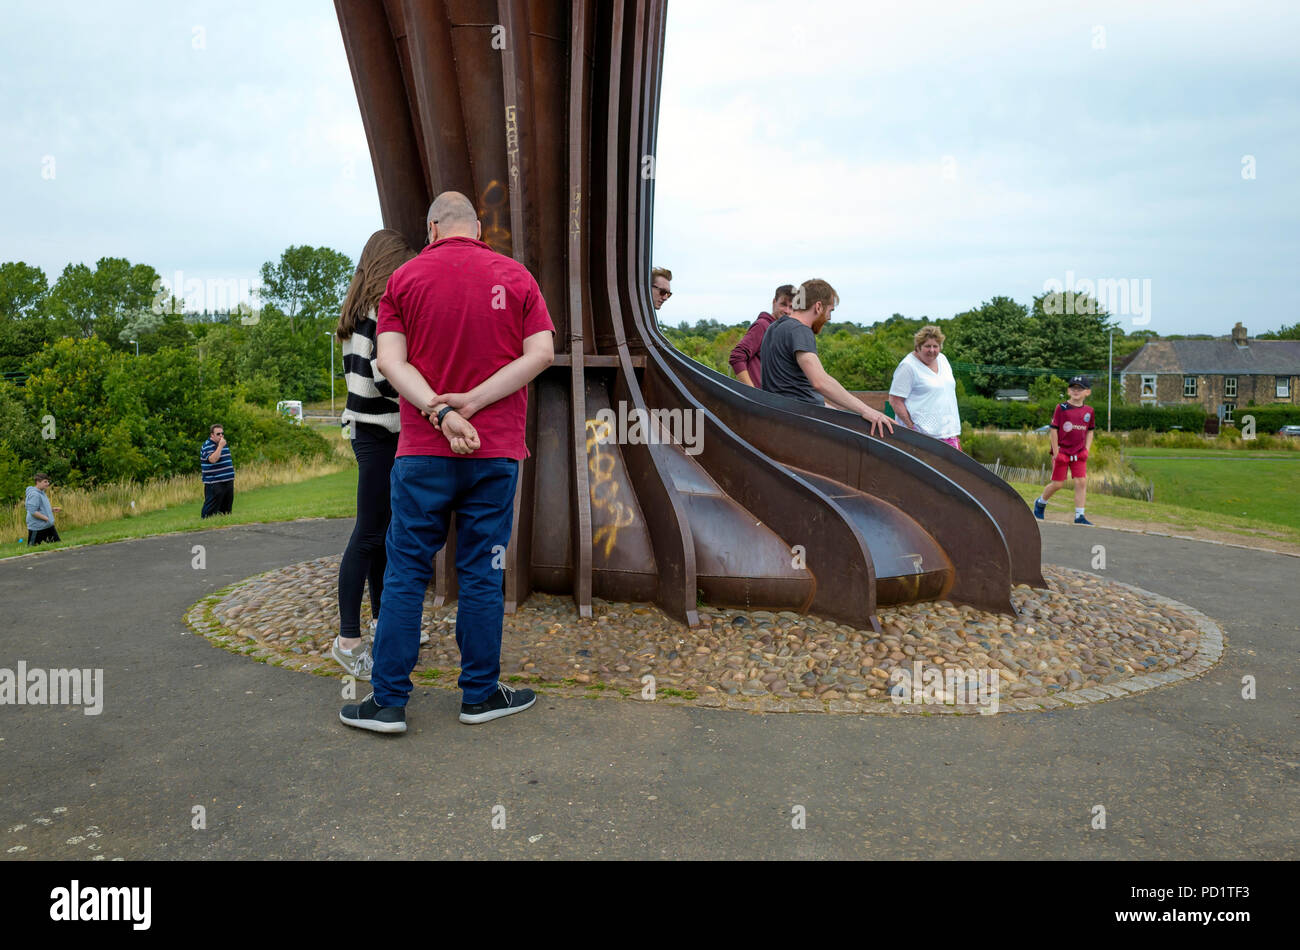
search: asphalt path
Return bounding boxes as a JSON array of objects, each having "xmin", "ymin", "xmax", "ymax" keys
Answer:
[{"xmin": 1, "ymin": 518, "xmax": 1295, "ymax": 859}]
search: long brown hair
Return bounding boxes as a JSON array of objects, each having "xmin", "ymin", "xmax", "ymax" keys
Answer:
[{"xmin": 336, "ymin": 229, "xmax": 417, "ymax": 340}]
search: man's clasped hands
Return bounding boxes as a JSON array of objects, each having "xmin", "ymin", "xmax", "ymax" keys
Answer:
[{"xmin": 419, "ymin": 391, "xmax": 481, "ymax": 455}]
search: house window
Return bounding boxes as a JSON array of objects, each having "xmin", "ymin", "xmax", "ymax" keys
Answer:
[
  {"xmin": 1224, "ymin": 376, "xmax": 1237, "ymax": 398},
  {"xmin": 1223, "ymin": 403, "xmax": 1235, "ymax": 424},
  {"xmin": 1279, "ymin": 378, "xmax": 1292, "ymax": 399},
  {"xmin": 1183, "ymin": 376, "xmax": 1197, "ymax": 397},
  {"xmin": 1140, "ymin": 375, "xmax": 1157, "ymax": 399}
]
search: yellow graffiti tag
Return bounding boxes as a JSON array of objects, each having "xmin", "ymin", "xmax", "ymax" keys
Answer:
[{"xmin": 586, "ymin": 418, "xmax": 637, "ymax": 557}]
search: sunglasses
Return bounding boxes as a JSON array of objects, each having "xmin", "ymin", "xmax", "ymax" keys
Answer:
[{"xmin": 653, "ymin": 286, "xmax": 672, "ymax": 298}]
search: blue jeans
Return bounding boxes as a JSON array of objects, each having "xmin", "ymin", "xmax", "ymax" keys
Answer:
[{"xmin": 371, "ymin": 455, "xmax": 519, "ymax": 707}]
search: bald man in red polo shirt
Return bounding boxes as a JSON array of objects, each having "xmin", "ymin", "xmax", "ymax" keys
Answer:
[{"xmin": 339, "ymin": 191, "xmax": 556, "ymax": 734}]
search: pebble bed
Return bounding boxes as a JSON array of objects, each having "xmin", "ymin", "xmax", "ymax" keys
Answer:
[{"xmin": 188, "ymin": 557, "xmax": 1226, "ymax": 714}]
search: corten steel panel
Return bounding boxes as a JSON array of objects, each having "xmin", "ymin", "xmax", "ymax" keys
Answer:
[{"xmin": 336, "ymin": 0, "xmax": 1041, "ymax": 630}]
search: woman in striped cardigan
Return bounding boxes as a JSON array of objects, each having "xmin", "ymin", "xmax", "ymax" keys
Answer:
[{"xmin": 331, "ymin": 229, "xmax": 417, "ymax": 680}]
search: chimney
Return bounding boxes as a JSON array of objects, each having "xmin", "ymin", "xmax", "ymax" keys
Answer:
[{"xmin": 1232, "ymin": 322, "xmax": 1248, "ymax": 346}]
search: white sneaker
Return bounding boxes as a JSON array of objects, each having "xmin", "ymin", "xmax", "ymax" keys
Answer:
[{"xmin": 331, "ymin": 636, "xmax": 373, "ymax": 680}]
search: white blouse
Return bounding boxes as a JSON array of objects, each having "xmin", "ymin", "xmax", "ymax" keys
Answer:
[{"xmin": 888, "ymin": 351, "xmax": 961, "ymax": 439}]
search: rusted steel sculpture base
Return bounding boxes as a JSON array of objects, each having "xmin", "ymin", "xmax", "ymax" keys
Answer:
[{"xmin": 335, "ymin": 0, "xmax": 1045, "ymax": 631}]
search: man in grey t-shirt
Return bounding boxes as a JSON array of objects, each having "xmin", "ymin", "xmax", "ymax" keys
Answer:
[
  {"xmin": 25, "ymin": 473, "xmax": 62, "ymax": 546},
  {"xmin": 759, "ymin": 279, "xmax": 894, "ymax": 436}
]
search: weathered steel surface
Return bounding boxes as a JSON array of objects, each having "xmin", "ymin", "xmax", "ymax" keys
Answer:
[{"xmin": 335, "ymin": 0, "xmax": 1044, "ymax": 629}]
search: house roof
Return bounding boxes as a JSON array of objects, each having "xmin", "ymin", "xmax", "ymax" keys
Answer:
[{"xmin": 1123, "ymin": 339, "xmax": 1300, "ymax": 375}]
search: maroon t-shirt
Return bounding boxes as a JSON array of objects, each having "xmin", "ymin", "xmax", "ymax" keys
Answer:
[
  {"xmin": 377, "ymin": 236, "xmax": 555, "ymax": 460},
  {"xmin": 1052, "ymin": 402, "xmax": 1096, "ymax": 455},
  {"xmin": 728, "ymin": 311, "xmax": 775, "ymax": 386}
]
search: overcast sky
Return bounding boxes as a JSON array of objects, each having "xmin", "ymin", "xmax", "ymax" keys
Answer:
[{"xmin": 2, "ymin": 1, "xmax": 1296, "ymax": 336}]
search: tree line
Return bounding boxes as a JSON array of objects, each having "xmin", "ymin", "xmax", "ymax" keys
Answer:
[
  {"xmin": 0, "ymin": 247, "xmax": 351, "ymax": 503},
  {"xmin": 5, "ymin": 245, "xmax": 1296, "ymax": 501},
  {"xmin": 664, "ymin": 302, "xmax": 1299, "ymax": 398}
]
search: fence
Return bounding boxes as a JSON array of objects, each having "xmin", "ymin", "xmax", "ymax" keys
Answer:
[{"xmin": 981, "ymin": 459, "xmax": 1154, "ymax": 502}]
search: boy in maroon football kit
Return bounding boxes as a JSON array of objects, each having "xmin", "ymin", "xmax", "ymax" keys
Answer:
[{"xmin": 1033, "ymin": 376, "xmax": 1097, "ymax": 525}]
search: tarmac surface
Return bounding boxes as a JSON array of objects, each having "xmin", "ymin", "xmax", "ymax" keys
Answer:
[{"xmin": 1, "ymin": 518, "xmax": 1295, "ymax": 859}]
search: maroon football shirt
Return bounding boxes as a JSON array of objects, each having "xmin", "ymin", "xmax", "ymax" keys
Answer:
[{"xmin": 1052, "ymin": 402, "xmax": 1096, "ymax": 455}]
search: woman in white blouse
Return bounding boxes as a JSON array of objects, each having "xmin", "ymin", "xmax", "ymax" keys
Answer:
[{"xmin": 887, "ymin": 325, "xmax": 963, "ymax": 450}]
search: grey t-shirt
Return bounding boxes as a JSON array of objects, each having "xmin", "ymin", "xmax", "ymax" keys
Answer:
[
  {"xmin": 758, "ymin": 316, "xmax": 824, "ymax": 405},
  {"xmin": 25, "ymin": 485, "xmax": 53, "ymax": 531}
]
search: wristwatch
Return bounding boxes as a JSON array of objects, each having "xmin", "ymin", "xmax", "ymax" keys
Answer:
[{"xmin": 436, "ymin": 406, "xmax": 454, "ymax": 425}]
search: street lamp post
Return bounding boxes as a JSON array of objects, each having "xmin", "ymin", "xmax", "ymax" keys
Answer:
[
  {"xmin": 324, "ymin": 332, "xmax": 335, "ymax": 415},
  {"xmin": 1107, "ymin": 326, "xmax": 1114, "ymax": 432},
  {"xmin": 130, "ymin": 339, "xmax": 139, "ymax": 357}
]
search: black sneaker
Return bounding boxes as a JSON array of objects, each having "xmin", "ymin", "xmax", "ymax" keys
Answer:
[
  {"xmin": 1074, "ymin": 514, "xmax": 1094, "ymax": 526},
  {"xmin": 1033, "ymin": 499, "xmax": 1046, "ymax": 520},
  {"xmin": 339, "ymin": 693, "xmax": 406, "ymax": 734},
  {"xmin": 459, "ymin": 683, "xmax": 536, "ymax": 724}
]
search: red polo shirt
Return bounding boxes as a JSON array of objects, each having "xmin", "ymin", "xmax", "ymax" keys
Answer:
[{"xmin": 376, "ymin": 236, "xmax": 555, "ymax": 460}]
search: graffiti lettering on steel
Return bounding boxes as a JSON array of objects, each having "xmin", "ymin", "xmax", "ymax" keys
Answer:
[
  {"xmin": 505, "ymin": 105, "xmax": 521, "ymax": 190},
  {"xmin": 586, "ymin": 418, "xmax": 637, "ymax": 557},
  {"xmin": 569, "ymin": 187, "xmax": 581, "ymax": 238},
  {"xmin": 478, "ymin": 180, "xmax": 511, "ymax": 254}
]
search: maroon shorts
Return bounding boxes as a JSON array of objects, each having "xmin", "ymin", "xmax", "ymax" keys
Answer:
[{"xmin": 1052, "ymin": 454, "xmax": 1087, "ymax": 481}]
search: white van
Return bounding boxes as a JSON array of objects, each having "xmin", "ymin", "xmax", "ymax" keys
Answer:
[{"xmin": 276, "ymin": 400, "xmax": 304, "ymax": 425}]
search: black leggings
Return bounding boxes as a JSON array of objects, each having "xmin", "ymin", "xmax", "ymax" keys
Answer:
[{"xmin": 338, "ymin": 422, "xmax": 398, "ymax": 638}]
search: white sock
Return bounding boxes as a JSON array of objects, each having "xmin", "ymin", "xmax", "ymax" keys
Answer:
[
  {"xmin": 1036, "ymin": 497, "xmax": 1046, "ymax": 506},
  {"xmin": 1075, "ymin": 507, "xmax": 1085, "ymax": 516}
]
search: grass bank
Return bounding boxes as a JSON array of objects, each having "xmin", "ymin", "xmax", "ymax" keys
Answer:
[
  {"xmin": 1124, "ymin": 456, "xmax": 1300, "ymax": 530},
  {"xmin": 1, "ymin": 467, "xmax": 358, "ymax": 559},
  {"xmin": 1007, "ymin": 481, "xmax": 1300, "ymax": 549}
]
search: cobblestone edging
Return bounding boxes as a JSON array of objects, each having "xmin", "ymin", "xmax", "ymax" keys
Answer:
[{"xmin": 184, "ymin": 561, "xmax": 1226, "ymax": 716}]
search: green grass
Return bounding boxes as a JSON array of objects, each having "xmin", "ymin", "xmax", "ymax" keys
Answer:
[
  {"xmin": 1008, "ymin": 481, "xmax": 1300, "ymax": 546},
  {"xmin": 1, "ymin": 468, "xmax": 358, "ymax": 559},
  {"xmin": 1124, "ymin": 457, "xmax": 1300, "ymax": 530},
  {"xmin": 1125, "ymin": 447, "xmax": 1299, "ymax": 459}
]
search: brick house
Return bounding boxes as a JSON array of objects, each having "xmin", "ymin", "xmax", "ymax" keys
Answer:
[{"xmin": 1121, "ymin": 323, "xmax": 1300, "ymax": 423}]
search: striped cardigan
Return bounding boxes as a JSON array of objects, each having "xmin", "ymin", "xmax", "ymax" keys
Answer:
[{"xmin": 340, "ymin": 308, "xmax": 401, "ymax": 433}]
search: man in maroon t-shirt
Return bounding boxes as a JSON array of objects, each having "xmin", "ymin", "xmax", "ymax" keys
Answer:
[
  {"xmin": 729, "ymin": 284, "xmax": 794, "ymax": 387},
  {"xmin": 1033, "ymin": 377, "xmax": 1097, "ymax": 525},
  {"xmin": 339, "ymin": 191, "xmax": 555, "ymax": 734}
]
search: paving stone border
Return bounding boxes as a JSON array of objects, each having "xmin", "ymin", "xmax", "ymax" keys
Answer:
[{"xmin": 184, "ymin": 559, "xmax": 1226, "ymax": 716}]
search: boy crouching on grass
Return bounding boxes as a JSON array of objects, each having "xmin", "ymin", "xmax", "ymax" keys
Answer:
[{"xmin": 1034, "ymin": 376, "xmax": 1096, "ymax": 525}]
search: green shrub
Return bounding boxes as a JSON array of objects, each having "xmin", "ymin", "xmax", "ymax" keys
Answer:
[
  {"xmin": 2, "ymin": 337, "xmax": 329, "ymax": 502},
  {"xmin": 220, "ymin": 399, "xmax": 331, "ymax": 466},
  {"xmin": 957, "ymin": 397, "xmax": 1050, "ymax": 429},
  {"xmin": 1105, "ymin": 404, "xmax": 1207, "ymax": 431},
  {"xmin": 1233, "ymin": 405, "xmax": 1300, "ymax": 432}
]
